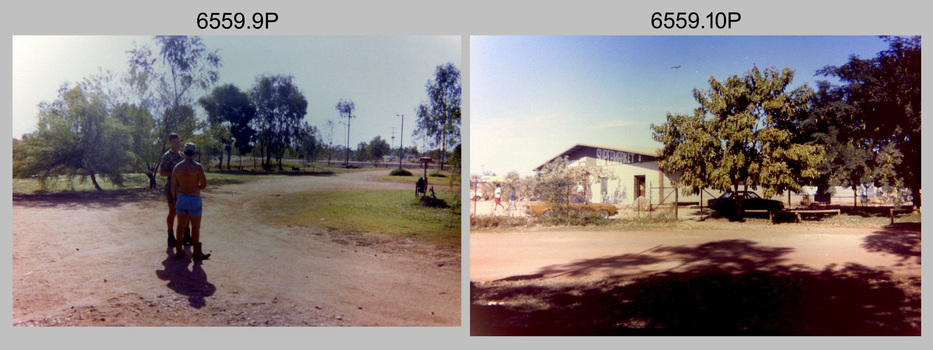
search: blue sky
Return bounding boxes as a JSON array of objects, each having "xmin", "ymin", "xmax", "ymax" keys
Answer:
[
  {"xmin": 470, "ymin": 36, "xmax": 892, "ymax": 177},
  {"xmin": 12, "ymin": 36, "xmax": 461, "ymax": 151}
]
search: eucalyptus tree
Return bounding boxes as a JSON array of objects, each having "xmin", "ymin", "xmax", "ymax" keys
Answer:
[{"xmin": 414, "ymin": 63, "xmax": 461, "ymax": 170}]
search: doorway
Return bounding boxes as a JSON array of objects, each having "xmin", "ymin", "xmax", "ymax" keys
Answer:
[{"xmin": 634, "ymin": 175, "xmax": 646, "ymax": 199}]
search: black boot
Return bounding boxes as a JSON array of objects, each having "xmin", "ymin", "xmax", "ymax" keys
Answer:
[
  {"xmin": 175, "ymin": 240, "xmax": 185, "ymax": 258},
  {"xmin": 193, "ymin": 242, "xmax": 211, "ymax": 260},
  {"xmin": 167, "ymin": 229, "xmax": 176, "ymax": 247},
  {"xmin": 183, "ymin": 227, "xmax": 193, "ymax": 245}
]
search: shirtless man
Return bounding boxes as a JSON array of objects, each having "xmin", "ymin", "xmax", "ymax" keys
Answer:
[
  {"xmin": 159, "ymin": 134, "xmax": 192, "ymax": 247},
  {"xmin": 171, "ymin": 142, "xmax": 210, "ymax": 260}
]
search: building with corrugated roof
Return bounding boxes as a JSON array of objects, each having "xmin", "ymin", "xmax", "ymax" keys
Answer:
[{"xmin": 534, "ymin": 143, "xmax": 679, "ymax": 206}]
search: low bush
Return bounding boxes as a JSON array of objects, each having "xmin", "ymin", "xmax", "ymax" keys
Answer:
[
  {"xmin": 471, "ymin": 215, "xmax": 530, "ymax": 229},
  {"xmin": 537, "ymin": 205, "xmax": 612, "ymax": 227},
  {"xmin": 390, "ymin": 168, "xmax": 413, "ymax": 176}
]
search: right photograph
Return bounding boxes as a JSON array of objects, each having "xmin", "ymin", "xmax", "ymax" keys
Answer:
[{"xmin": 469, "ymin": 36, "xmax": 921, "ymax": 336}]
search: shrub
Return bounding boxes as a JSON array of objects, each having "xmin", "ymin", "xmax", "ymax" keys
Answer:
[
  {"xmin": 390, "ymin": 168, "xmax": 413, "ymax": 176},
  {"xmin": 471, "ymin": 215, "xmax": 530, "ymax": 229},
  {"xmin": 429, "ymin": 170, "xmax": 447, "ymax": 178},
  {"xmin": 537, "ymin": 205, "xmax": 612, "ymax": 227}
]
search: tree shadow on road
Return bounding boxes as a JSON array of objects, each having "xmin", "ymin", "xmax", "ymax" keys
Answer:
[
  {"xmin": 155, "ymin": 247, "xmax": 216, "ymax": 309},
  {"xmin": 863, "ymin": 222, "xmax": 921, "ymax": 266},
  {"xmin": 472, "ymin": 239, "xmax": 921, "ymax": 336},
  {"xmin": 12, "ymin": 188, "xmax": 162, "ymax": 209}
]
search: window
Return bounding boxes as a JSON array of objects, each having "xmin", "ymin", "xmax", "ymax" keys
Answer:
[{"xmin": 571, "ymin": 194, "xmax": 586, "ymax": 203}]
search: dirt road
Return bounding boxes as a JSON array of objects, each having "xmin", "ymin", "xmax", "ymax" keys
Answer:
[
  {"xmin": 12, "ymin": 170, "xmax": 460, "ymax": 327},
  {"xmin": 470, "ymin": 222, "xmax": 920, "ymax": 334},
  {"xmin": 470, "ymin": 224, "xmax": 920, "ymax": 282}
]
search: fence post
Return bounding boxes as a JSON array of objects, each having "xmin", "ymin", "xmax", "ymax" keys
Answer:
[
  {"xmin": 700, "ymin": 190, "xmax": 704, "ymax": 221},
  {"xmin": 648, "ymin": 181, "xmax": 652, "ymax": 218}
]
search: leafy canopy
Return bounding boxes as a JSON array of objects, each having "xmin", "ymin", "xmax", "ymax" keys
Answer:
[{"xmin": 652, "ymin": 66, "xmax": 824, "ymax": 199}]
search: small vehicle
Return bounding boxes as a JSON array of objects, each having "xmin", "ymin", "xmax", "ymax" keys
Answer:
[
  {"xmin": 525, "ymin": 193, "xmax": 617, "ymax": 219},
  {"xmin": 708, "ymin": 191, "xmax": 783, "ymax": 217}
]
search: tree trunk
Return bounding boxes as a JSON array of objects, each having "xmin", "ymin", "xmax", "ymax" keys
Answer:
[
  {"xmin": 440, "ymin": 130, "xmax": 446, "ymax": 171},
  {"xmin": 90, "ymin": 172, "xmax": 103, "ymax": 191},
  {"xmin": 910, "ymin": 185, "xmax": 920, "ymax": 209},
  {"xmin": 853, "ymin": 186, "xmax": 858, "ymax": 208},
  {"xmin": 227, "ymin": 152, "xmax": 232, "ymax": 171},
  {"xmin": 147, "ymin": 172, "xmax": 157, "ymax": 189}
]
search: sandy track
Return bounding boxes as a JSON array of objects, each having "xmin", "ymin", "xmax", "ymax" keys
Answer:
[{"xmin": 13, "ymin": 170, "xmax": 460, "ymax": 327}]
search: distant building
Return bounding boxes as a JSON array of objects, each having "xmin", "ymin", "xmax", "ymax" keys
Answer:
[
  {"xmin": 534, "ymin": 144, "xmax": 681, "ymax": 206},
  {"xmin": 534, "ymin": 143, "xmax": 894, "ymax": 208}
]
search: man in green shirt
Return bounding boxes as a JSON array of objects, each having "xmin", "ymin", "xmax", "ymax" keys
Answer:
[{"xmin": 159, "ymin": 133, "xmax": 192, "ymax": 247}]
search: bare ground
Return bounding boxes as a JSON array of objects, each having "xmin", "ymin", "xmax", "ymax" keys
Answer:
[{"xmin": 12, "ymin": 170, "xmax": 460, "ymax": 327}]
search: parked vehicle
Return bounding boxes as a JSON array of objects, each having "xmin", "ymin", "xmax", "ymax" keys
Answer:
[
  {"xmin": 708, "ymin": 191, "xmax": 783, "ymax": 217},
  {"xmin": 525, "ymin": 193, "xmax": 617, "ymax": 219}
]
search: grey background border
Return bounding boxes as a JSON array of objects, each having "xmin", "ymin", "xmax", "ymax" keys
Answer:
[{"xmin": 4, "ymin": 0, "xmax": 928, "ymax": 348}]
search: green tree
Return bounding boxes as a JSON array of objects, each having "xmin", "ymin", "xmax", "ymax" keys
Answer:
[
  {"xmin": 414, "ymin": 63, "xmax": 461, "ymax": 170},
  {"xmin": 187, "ymin": 126, "xmax": 225, "ymax": 170},
  {"xmin": 198, "ymin": 84, "xmax": 256, "ymax": 170},
  {"xmin": 250, "ymin": 74, "xmax": 308, "ymax": 169},
  {"xmin": 110, "ymin": 102, "xmax": 162, "ymax": 184},
  {"xmin": 447, "ymin": 143, "xmax": 462, "ymax": 170},
  {"xmin": 652, "ymin": 66, "xmax": 824, "ymax": 219},
  {"xmin": 800, "ymin": 81, "xmax": 874, "ymax": 206},
  {"xmin": 126, "ymin": 35, "xmax": 221, "ymax": 186},
  {"xmin": 366, "ymin": 136, "xmax": 391, "ymax": 166},
  {"xmin": 335, "ymin": 99, "xmax": 356, "ymax": 166},
  {"xmin": 815, "ymin": 36, "xmax": 921, "ymax": 207},
  {"xmin": 355, "ymin": 141, "xmax": 368, "ymax": 162},
  {"xmin": 294, "ymin": 122, "xmax": 320, "ymax": 163},
  {"xmin": 17, "ymin": 84, "xmax": 133, "ymax": 191}
]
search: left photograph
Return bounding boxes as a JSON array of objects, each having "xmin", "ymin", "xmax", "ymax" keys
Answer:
[{"xmin": 12, "ymin": 35, "xmax": 462, "ymax": 326}]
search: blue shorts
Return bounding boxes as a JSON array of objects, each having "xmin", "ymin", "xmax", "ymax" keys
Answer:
[{"xmin": 175, "ymin": 195, "xmax": 202, "ymax": 217}]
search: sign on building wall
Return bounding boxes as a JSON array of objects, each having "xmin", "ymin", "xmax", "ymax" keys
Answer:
[{"xmin": 596, "ymin": 148, "xmax": 643, "ymax": 165}]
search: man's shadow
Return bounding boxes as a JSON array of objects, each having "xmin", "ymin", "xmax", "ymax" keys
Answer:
[{"xmin": 155, "ymin": 247, "xmax": 216, "ymax": 308}]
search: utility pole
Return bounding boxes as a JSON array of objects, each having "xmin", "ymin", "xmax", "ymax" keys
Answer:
[
  {"xmin": 397, "ymin": 114, "xmax": 404, "ymax": 169},
  {"xmin": 345, "ymin": 116, "xmax": 350, "ymax": 166}
]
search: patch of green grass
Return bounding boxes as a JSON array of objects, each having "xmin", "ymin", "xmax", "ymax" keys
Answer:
[
  {"xmin": 12, "ymin": 173, "xmax": 254, "ymax": 194},
  {"xmin": 259, "ymin": 189, "xmax": 461, "ymax": 247},
  {"xmin": 204, "ymin": 172, "xmax": 255, "ymax": 186}
]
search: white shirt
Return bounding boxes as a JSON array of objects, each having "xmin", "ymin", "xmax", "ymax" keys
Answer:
[{"xmin": 494, "ymin": 187, "xmax": 501, "ymax": 199}]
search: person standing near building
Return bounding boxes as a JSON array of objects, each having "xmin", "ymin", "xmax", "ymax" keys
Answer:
[
  {"xmin": 160, "ymin": 133, "xmax": 192, "ymax": 247},
  {"xmin": 493, "ymin": 183, "xmax": 505, "ymax": 213}
]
